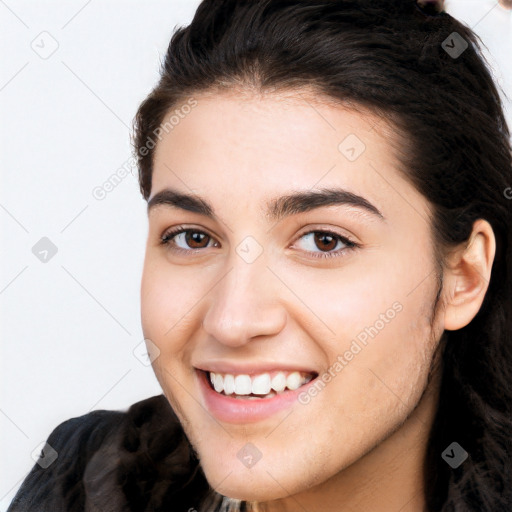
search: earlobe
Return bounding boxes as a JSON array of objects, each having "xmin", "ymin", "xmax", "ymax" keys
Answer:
[{"xmin": 443, "ymin": 219, "xmax": 496, "ymax": 331}]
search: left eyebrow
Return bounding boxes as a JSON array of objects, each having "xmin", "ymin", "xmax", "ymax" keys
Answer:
[
  {"xmin": 265, "ymin": 187, "xmax": 385, "ymax": 223},
  {"xmin": 147, "ymin": 186, "xmax": 385, "ymax": 222}
]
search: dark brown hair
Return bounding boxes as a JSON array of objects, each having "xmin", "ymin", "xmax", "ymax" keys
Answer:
[{"xmin": 132, "ymin": 1, "xmax": 512, "ymax": 510}]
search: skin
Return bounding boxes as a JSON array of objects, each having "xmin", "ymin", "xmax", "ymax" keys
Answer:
[{"xmin": 140, "ymin": 89, "xmax": 495, "ymax": 512}]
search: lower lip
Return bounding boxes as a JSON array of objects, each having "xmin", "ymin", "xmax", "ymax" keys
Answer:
[{"xmin": 196, "ymin": 369, "xmax": 317, "ymax": 424}]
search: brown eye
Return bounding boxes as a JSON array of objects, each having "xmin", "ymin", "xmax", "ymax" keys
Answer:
[
  {"xmin": 313, "ymin": 232, "xmax": 338, "ymax": 252},
  {"xmin": 183, "ymin": 231, "xmax": 210, "ymax": 248},
  {"xmin": 160, "ymin": 227, "xmax": 217, "ymax": 252},
  {"xmin": 292, "ymin": 230, "xmax": 359, "ymax": 260}
]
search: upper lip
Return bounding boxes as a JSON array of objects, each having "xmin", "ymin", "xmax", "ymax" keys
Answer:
[{"xmin": 194, "ymin": 361, "xmax": 319, "ymax": 376}]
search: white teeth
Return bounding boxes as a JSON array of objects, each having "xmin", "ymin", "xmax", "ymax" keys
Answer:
[
  {"xmin": 251, "ymin": 373, "xmax": 271, "ymax": 395},
  {"xmin": 286, "ymin": 371, "xmax": 302, "ymax": 391},
  {"xmin": 271, "ymin": 373, "xmax": 287, "ymax": 392},
  {"xmin": 208, "ymin": 370, "xmax": 315, "ymax": 397},
  {"xmin": 214, "ymin": 373, "xmax": 224, "ymax": 393},
  {"xmin": 223, "ymin": 374, "xmax": 235, "ymax": 395},
  {"xmin": 234, "ymin": 374, "xmax": 252, "ymax": 395}
]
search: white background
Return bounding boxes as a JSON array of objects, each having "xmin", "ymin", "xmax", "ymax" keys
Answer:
[{"xmin": 1, "ymin": 1, "xmax": 511, "ymax": 509}]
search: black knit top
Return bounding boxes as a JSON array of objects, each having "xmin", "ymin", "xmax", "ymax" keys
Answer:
[{"xmin": 7, "ymin": 395, "xmax": 220, "ymax": 512}]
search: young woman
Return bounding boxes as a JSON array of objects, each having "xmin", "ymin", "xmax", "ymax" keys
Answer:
[{"xmin": 8, "ymin": 0, "xmax": 512, "ymax": 511}]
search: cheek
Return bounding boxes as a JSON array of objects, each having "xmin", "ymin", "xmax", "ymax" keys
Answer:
[
  {"xmin": 279, "ymin": 256, "xmax": 412, "ymax": 356},
  {"xmin": 140, "ymin": 260, "xmax": 206, "ymax": 423},
  {"xmin": 282, "ymin": 246, "xmax": 437, "ymax": 411},
  {"xmin": 140, "ymin": 257, "xmax": 219, "ymax": 407},
  {"xmin": 297, "ymin": 240, "xmax": 434, "ymax": 352},
  {"xmin": 140, "ymin": 257, "xmax": 204, "ymax": 347}
]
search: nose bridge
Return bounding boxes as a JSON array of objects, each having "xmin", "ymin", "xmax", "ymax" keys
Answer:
[{"xmin": 201, "ymin": 246, "xmax": 286, "ymax": 346}]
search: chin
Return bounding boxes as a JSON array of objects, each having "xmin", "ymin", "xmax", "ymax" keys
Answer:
[
  {"xmin": 205, "ymin": 446, "xmax": 342, "ymax": 505},
  {"xmin": 215, "ymin": 479, "xmax": 288, "ymax": 503}
]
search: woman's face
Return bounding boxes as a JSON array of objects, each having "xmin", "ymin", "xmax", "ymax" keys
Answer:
[{"xmin": 141, "ymin": 90, "xmax": 445, "ymax": 506}]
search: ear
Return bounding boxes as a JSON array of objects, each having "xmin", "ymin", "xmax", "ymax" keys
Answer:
[{"xmin": 442, "ymin": 219, "xmax": 496, "ymax": 331}]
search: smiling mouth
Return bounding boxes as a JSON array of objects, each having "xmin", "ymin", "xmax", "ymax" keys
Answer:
[{"xmin": 202, "ymin": 369, "xmax": 318, "ymax": 400}]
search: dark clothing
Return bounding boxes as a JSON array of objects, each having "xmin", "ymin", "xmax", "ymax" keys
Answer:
[{"xmin": 7, "ymin": 394, "xmax": 215, "ymax": 512}]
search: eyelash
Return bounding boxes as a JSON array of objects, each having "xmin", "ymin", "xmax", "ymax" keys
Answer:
[{"xmin": 159, "ymin": 225, "xmax": 359, "ymax": 260}]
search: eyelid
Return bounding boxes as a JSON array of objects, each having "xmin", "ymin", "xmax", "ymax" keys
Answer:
[{"xmin": 291, "ymin": 224, "xmax": 359, "ymax": 245}]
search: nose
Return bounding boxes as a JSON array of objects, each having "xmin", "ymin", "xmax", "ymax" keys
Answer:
[{"xmin": 201, "ymin": 256, "xmax": 287, "ymax": 347}]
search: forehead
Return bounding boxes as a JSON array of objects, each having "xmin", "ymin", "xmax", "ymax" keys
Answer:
[
  {"xmin": 153, "ymin": 90, "xmax": 384, "ymax": 170},
  {"xmin": 150, "ymin": 90, "xmax": 431, "ymax": 225}
]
